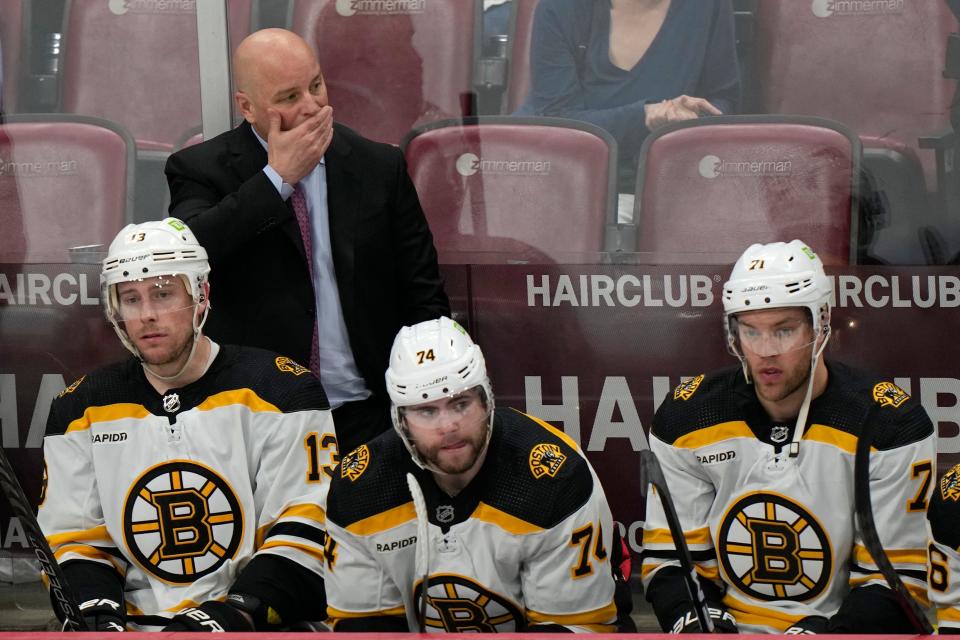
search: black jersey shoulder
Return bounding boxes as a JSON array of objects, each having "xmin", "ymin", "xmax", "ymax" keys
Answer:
[
  {"xmin": 45, "ymin": 358, "xmax": 147, "ymax": 437},
  {"xmin": 203, "ymin": 345, "xmax": 330, "ymax": 412},
  {"xmin": 810, "ymin": 361, "xmax": 932, "ymax": 450},
  {"xmin": 651, "ymin": 366, "xmax": 746, "ymax": 445},
  {"xmin": 325, "ymin": 430, "xmax": 416, "ymax": 529},
  {"xmin": 928, "ymin": 463, "xmax": 960, "ymax": 549},
  {"xmin": 477, "ymin": 408, "xmax": 596, "ymax": 529}
]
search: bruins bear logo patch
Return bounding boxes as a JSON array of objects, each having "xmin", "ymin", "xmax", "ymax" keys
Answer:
[
  {"xmin": 941, "ymin": 464, "xmax": 960, "ymax": 502},
  {"xmin": 340, "ymin": 445, "xmax": 370, "ymax": 481},
  {"xmin": 872, "ymin": 381, "xmax": 909, "ymax": 408},
  {"xmin": 674, "ymin": 375, "xmax": 704, "ymax": 401},
  {"xmin": 275, "ymin": 356, "xmax": 311, "ymax": 376},
  {"xmin": 529, "ymin": 443, "xmax": 566, "ymax": 479}
]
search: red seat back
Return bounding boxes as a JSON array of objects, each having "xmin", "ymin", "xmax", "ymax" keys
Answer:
[
  {"xmin": 0, "ymin": 117, "xmax": 134, "ymax": 263},
  {"xmin": 291, "ymin": 0, "xmax": 479, "ymax": 145},
  {"xmin": 59, "ymin": 1, "xmax": 251, "ymax": 151},
  {"xmin": 755, "ymin": 0, "xmax": 956, "ymax": 187},
  {"xmin": 636, "ymin": 116, "xmax": 859, "ymax": 265},
  {"xmin": 403, "ymin": 117, "xmax": 616, "ymax": 263}
]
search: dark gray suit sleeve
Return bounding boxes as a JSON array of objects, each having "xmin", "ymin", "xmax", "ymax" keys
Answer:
[
  {"xmin": 388, "ymin": 148, "xmax": 450, "ymax": 323},
  {"xmin": 164, "ymin": 138, "xmax": 293, "ymax": 265}
]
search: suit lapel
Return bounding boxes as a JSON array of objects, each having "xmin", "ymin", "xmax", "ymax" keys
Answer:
[{"xmin": 325, "ymin": 126, "xmax": 359, "ymax": 302}]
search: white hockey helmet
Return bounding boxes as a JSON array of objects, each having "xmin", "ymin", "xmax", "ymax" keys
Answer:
[
  {"xmin": 386, "ymin": 317, "xmax": 494, "ymax": 471},
  {"xmin": 722, "ymin": 239, "xmax": 832, "ymax": 356},
  {"xmin": 101, "ymin": 218, "xmax": 210, "ymax": 358}
]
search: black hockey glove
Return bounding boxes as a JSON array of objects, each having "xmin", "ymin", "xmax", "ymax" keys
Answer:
[
  {"xmin": 78, "ymin": 597, "xmax": 126, "ymax": 632},
  {"xmin": 784, "ymin": 615, "xmax": 829, "ymax": 634},
  {"xmin": 671, "ymin": 604, "xmax": 738, "ymax": 633},
  {"xmin": 162, "ymin": 601, "xmax": 254, "ymax": 632}
]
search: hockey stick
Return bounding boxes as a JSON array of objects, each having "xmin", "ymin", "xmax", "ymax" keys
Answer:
[
  {"xmin": 639, "ymin": 449, "xmax": 714, "ymax": 633},
  {"xmin": 853, "ymin": 405, "xmax": 933, "ymax": 635},
  {"xmin": 0, "ymin": 447, "xmax": 88, "ymax": 630},
  {"xmin": 406, "ymin": 473, "xmax": 429, "ymax": 633}
]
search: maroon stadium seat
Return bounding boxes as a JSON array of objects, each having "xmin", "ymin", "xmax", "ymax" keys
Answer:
[
  {"xmin": 0, "ymin": 0, "xmax": 21, "ymax": 114},
  {"xmin": 58, "ymin": 0, "xmax": 251, "ymax": 152},
  {"xmin": 290, "ymin": 0, "xmax": 480, "ymax": 145},
  {"xmin": 634, "ymin": 116, "xmax": 859, "ymax": 266},
  {"xmin": 403, "ymin": 116, "xmax": 617, "ymax": 263},
  {"xmin": 504, "ymin": 0, "xmax": 539, "ymax": 114},
  {"xmin": 0, "ymin": 116, "xmax": 134, "ymax": 263},
  {"xmin": 755, "ymin": 0, "xmax": 955, "ymax": 190}
]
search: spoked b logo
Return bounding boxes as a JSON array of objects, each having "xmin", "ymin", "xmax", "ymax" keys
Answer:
[{"xmin": 123, "ymin": 460, "xmax": 243, "ymax": 583}]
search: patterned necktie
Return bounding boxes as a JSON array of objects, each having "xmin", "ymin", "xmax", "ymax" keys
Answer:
[{"xmin": 291, "ymin": 184, "xmax": 320, "ymax": 375}]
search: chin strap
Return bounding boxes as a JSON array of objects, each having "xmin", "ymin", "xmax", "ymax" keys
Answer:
[{"xmin": 788, "ymin": 330, "xmax": 830, "ymax": 458}]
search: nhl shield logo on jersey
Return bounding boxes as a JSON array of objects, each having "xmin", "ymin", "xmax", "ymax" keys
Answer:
[
  {"xmin": 162, "ymin": 393, "xmax": 181, "ymax": 413},
  {"xmin": 340, "ymin": 445, "xmax": 370, "ymax": 482},
  {"xmin": 123, "ymin": 460, "xmax": 243, "ymax": 584},
  {"xmin": 717, "ymin": 492, "xmax": 832, "ymax": 602},
  {"xmin": 871, "ymin": 381, "xmax": 909, "ymax": 408},
  {"xmin": 940, "ymin": 464, "xmax": 960, "ymax": 502},
  {"xmin": 673, "ymin": 374, "xmax": 704, "ymax": 401},
  {"xmin": 57, "ymin": 375, "xmax": 86, "ymax": 398},
  {"xmin": 414, "ymin": 575, "xmax": 525, "ymax": 632},
  {"xmin": 275, "ymin": 356, "xmax": 311, "ymax": 376},
  {"xmin": 529, "ymin": 443, "xmax": 566, "ymax": 479}
]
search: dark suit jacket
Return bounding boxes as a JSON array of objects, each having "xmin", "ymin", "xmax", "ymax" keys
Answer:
[{"xmin": 164, "ymin": 121, "xmax": 449, "ymax": 399}]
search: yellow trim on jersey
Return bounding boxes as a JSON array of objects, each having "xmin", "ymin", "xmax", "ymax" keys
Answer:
[
  {"xmin": 804, "ymin": 424, "xmax": 876, "ymax": 454},
  {"xmin": 346, "ymin": 502, "xmax": 416, "ymax": 536},
  {"xmin": 938, "ymin": 607, "xmax": 960, "ymax": 622},
  {"xmin": 328, "ymin": 605, "xmax": 406, "ymax": 621},
  {"xmin": 164, "ymin": 598, "xmax": 203, "ymax": 613},
  {"xmin": 196, "ymin": 389, "xmax": 280, "ymax": 413},
  {"xmin": 527, "ymin": 601, "xmax": 617, "ymax": 627},
  {"xmin": 521, "ymin": 410, "xmax": 580, "ymax": 452},
  {"xmin": 643, "ymin": 526, "xmax": 711, "ymax": 546},
  {"xmin": 722, "ymin": 592, "xmax": 805, "ymax": 630},
  {"xmin": 259, "ymin": 539, "xmax": 325, "ymax": 562},
  {"xmin": 65, "ymin": 404, "xmax": 150, "ymax": 433},
  {"xmin": 47, "ymin": 525, "xmax": 110, "ymax": 548},
  {"xmin": 851, "ymin": 573, "xmax": 930, "ymax": 605},
  {"xmin": 256, "ymin": 504, "xmax": 327, "ymax": 547},
  {"xmin": 849, "ymin": 573, "xmax": 929, "ymax": 606},
  {"xmin": 673, "ymin": 421, "xmax": 754, "ymax": 449},
  {"xmin": 472, "ymin": 502, "xmax": 545, "ymax": 535},
  {"xmin": 852, "ymin": 544, "xmax": 927, "ymax": 566},
  {"xmin": 52, "ymin": 545, "xmax": 125, "ymax": 575},
  {"xmin": 641, "ymin": 561, "xmax": 719, "ymax": 582}
]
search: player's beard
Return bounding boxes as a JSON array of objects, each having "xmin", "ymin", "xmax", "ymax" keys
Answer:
[
  {"xmin": 750, "ymin": 351, "xmax": 813, "ymax": 404},
  {"xmin": 131, "ymin": 319, "xmax": 196, "ymax": 372},
  {"xmin": 415, "ymin": 423, "xmax": 489, "ymax": 476}
]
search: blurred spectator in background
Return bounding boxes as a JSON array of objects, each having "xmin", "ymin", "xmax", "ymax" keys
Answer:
[{"xmin": 516, "ymin": 0, "xmax": 740, "ymax": 220}]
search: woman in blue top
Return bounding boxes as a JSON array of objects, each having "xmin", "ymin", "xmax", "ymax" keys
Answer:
[{"xmin": 517, "ymin": 0, "xmax": 740, "ymax": 183}]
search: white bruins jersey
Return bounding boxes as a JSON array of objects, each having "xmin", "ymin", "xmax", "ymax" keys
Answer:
[
  {"xmin": 324, "ymin": 408, "xmax": 619, "ymax": 632},
  {"xmin": 642, "ymin": 362, "xmax": 935, "ymax": 633},
  {"xmin": 38, "ymin": 345, "xmax": 337, "ymax": 627},
  {"xmin": 927, "ymin": 462, "xmax": 960, "ymax": 632}
]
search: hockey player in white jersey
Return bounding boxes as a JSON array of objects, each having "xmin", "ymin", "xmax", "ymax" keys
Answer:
[
  {"xmin": 927, "ymin": 463, "xmax": 960, "ymax": 633},
  {"xmin": 323, "ymin": 317, "xmax": 633, "ymax": 632},
  {"xmin": 38, "ymin": 218, "xmax": 338, "ymax": 631},
  {"xmin": 642, "ymin": 240, "xmax": 935, "ymax": 633}
]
